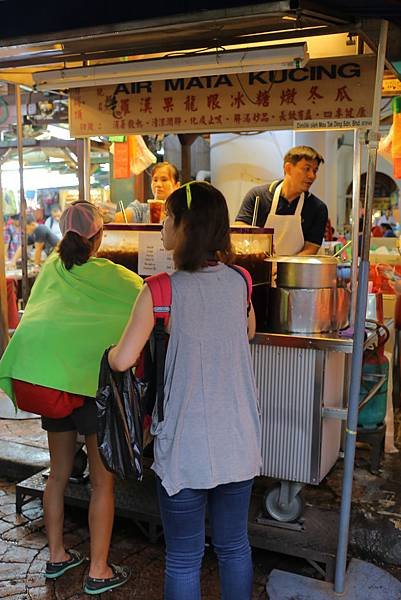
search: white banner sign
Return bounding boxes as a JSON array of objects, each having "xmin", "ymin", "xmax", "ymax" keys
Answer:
[{"xmin": 70, "ymin": 55, "xmax": 376, "ymax": 135}]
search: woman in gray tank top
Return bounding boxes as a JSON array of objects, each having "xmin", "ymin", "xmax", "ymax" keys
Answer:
[{"xmin": 109, "ymin": 182, "xmax": 262, "ymax": 600}]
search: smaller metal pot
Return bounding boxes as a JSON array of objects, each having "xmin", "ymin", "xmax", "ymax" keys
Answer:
[{"xmin": 269, "ymin": 256, "xmax": 338, "ymax": 289}]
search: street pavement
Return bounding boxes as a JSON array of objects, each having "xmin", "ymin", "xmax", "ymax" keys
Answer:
[
  {"xmin": 0, "ymin": 416, "xmax": 292, "ymax": 599},
  {"xmin": 1, "ymin": 414, "xmax": 401, "ymax": 598},
  {"xmin": 0, "ymin": 477, "xmax": 283, "ymax": 599}
]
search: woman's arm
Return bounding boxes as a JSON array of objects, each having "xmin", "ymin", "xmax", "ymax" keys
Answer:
[
  {"xmin": 247, "ymin": 303, "xmax": 256, "ymax": 340},
  {"xmin": 108, "ymin": 284, "xmax": 155, "ymax": 371}
]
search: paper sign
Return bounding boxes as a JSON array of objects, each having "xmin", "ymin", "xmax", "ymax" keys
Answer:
[
  {"xmin": 294, "ymin": 117, "xmax": 372, "ymax": 130},
  {"xmin": 382, "ymin": 78, "xmax": 401, "ymax": 97},
  {"xmin": 138, "ymin": 231, "xmax": 174, "ymax": 276}
]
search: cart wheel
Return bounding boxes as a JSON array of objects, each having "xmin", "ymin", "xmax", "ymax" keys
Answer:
[{"xmin": 263, "ymin": 483, "xmax": 304, "ymax": 522}]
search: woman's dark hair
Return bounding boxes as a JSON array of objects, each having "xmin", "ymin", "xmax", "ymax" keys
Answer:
[
  {"xmin": 166, "ymin": 181, "xmax": 233, "ymax": 271},
  {"xmin": 58, "ymin": 230, "xmax": 101, "ymax": 270},
  {"xmin": 152, "ymin": 161, "xmax": 180, "ymax": 183}
]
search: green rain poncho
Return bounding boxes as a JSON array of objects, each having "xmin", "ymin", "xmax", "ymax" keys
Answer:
[{"xmin": 0, "ymin": 252, "xmax": 143, "ymax": 406}]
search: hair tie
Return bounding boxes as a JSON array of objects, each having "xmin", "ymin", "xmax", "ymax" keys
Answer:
[
  {"xmin": 183, "ymin": 180, "xmax": 210, "ymax": 210},
  {"xmin": 185, "ymin": 182, "xmax": 193, "ymax": 210}
]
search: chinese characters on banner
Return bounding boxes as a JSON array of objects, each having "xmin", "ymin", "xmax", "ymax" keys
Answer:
[{"xmin": 69, "ymin": 55, "xmax": 376, "ymax": 136}]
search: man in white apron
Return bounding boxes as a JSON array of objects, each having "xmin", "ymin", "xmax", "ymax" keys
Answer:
[{"xmin": 235, "ymin": 146, "xmax": 327, "ymax": 256}]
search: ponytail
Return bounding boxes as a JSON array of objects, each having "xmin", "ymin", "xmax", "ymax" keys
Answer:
[{"xmin": 58, "ymin": 231, "xmax": 92, "ymax": 270}]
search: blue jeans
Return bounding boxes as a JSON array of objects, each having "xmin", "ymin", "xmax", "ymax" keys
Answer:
[{"xmin": 156, "ymin": 478, "xmax": 254, "ymax": 600}]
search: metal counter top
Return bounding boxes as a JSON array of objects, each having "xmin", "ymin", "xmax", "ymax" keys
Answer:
[
  {"xmin": 6, "ymin": 267, "xmax": 39, "ymax": 280},
  {"xmin": 252, "ymin": 320, "xmax": 393, "ymax": 353}
]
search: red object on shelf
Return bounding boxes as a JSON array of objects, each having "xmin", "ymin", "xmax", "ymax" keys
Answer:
[{"xmin": 369, "ymin": 264, "xmax": 401, "ymax": 294}]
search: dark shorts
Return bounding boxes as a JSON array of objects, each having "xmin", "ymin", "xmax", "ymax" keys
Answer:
[{"xmin": 41, "ymin": 397, "xmax": 98, "ymax": 435}]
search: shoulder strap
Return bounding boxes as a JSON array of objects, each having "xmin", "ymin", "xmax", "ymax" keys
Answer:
[
  {"xmin": 227, "ymin": 264, "xmax": 252, "ymax": 306},
  {"xmin": 145, "ymin": 272, "xmax": 172, "ymax": 327},
  {"xmin": 144, "ymin": 272, "xmax": 172, "ymax": 423}
]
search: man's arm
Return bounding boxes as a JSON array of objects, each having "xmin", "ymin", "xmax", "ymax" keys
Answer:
[
  {"xmin": 235, "ymin": 193, "xmax": 255, "ymax": 226},
  {"xmin": 34, "ymin": 242, "xmax": 45, "ymax": 265},
  {"xmin": 300, "ymin": 200, "xmax": 328, "ymax": 255},
  {"xmin": 34, "ymin": 225, "xmax": 58, "ymax": 253},
  {"xmin": 235, "ymin": 187, "xmax": 268, "ymax": 227},
  {"xmin": 297, "ymin": 241, "xmax": 321, "ymax": 256}
]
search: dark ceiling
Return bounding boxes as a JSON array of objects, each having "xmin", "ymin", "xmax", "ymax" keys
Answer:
[{"xmin": 0, "ymin": 0, "xmax": 399, "ymax": 40}]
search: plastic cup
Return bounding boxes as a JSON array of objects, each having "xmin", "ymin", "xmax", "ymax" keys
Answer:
[{"xmin": 148, "ymin": 199, "xmax": 165, "ymax": 223}]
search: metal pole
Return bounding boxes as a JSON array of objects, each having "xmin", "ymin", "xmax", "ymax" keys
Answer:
[
  {"xmin": 0, "ymin": 167, "xmax": 9, "ymax": 355},
  {"xmin": 334, "ymin": 19, "xmax": 388, "ymax": 594},
  {"xmin": 15, "ymin": 85, "xmax": 29, "ymax": 308},
  {"xmin": 83, "ymin": 138, "xmax": 91, "ymax": 202},
  {"xmin": 349, "ymin": 129, "xmax": 362, "ymax": 327}
]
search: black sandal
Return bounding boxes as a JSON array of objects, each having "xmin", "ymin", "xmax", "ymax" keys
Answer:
[
  {"xmin": 45, "ymin": 549, "xmax": 85, "ymax": 579},
  {"xmin": 83, "ymin": 564, "xmax": 131, "ymax": 595}
]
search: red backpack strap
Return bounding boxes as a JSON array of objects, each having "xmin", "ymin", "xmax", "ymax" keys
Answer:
[
  {"xmin": 145, "ymin": 272, "xmax": 172, "ymax": 327},
  {"xmin": 227, "ymin": 264, "xmax": 252, "ymax": 306}
]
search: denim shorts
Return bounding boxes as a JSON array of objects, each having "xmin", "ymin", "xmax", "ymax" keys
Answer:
[{"xmin": 41, "ymin": 397, "xmax": 97, "ymax": 435}]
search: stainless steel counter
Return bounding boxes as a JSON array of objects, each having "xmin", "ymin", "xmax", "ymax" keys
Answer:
[
  {"xmin": 252, "ymin": 320, "xmax": 394, "ymax": 354},
  {"xmin": 6, "ymin": 267, "xmax": 39, "ymax": 280}
]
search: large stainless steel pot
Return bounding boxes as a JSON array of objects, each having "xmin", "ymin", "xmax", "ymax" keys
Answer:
[
  {"xmin": 268, "ymin": 287, "xmax": 350, "ymax": 333},
  {"xmin": 269, "ymin": 255, "xmax": 338, "ymax": 289}
]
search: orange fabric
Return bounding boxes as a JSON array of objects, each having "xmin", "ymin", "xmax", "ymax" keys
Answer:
[
  {"xmin": 394, "ymin": 157, "xmax": 401, "ymax": 179},
  {"xmin": 113, "ymin": 141, "xmax": 130, "ymax": 179},
  {"xmin": 392, "ymin": 107, "xmax": 401, "ymax": 178}
]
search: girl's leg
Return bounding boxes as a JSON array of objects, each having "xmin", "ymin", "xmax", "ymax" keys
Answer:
[
  {"xmin": 208, "ymin": 479, "xmax": 254, "ymax": 600},
  {"xmin": 157, "ymin": 479, "xmax": 206, "ymax": 600},
  {"xmin": 84, "ymin": 433, "xmax": 115, "ymax": 579},
  {"xmin": 43, "ymin": 431, "xmax": 77, "ymax": 563}
]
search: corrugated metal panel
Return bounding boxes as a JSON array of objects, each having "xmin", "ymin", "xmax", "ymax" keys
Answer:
[{"xmin": 250, "ymin": 344, "xmax": 317, "ymax": 483}]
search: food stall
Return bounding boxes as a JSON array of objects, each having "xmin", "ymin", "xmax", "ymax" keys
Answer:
[
  {"xmin": 1, "ymin": 3, "xmax": 399, "ymax": 596},
  {"xmin": 74, "ymin": 37, "xmax": 392, "ymax": 592}
]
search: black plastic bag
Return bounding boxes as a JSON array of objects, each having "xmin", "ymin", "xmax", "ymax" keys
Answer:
[{"xmin": 96, "ymin": 348, "xmax": 146, "ymax": 481}]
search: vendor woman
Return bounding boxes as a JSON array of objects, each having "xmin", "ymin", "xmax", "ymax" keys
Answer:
[
  {"xmin": 235, "ymin": 146, "xmax": 328, "ymax": 256},
  {"xmin": 115, "ymin": 162, "xmax": 180, "ymax": 223}
]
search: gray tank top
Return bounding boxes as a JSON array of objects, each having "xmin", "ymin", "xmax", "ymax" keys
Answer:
[{"xmin": 151, "ymin": 263, "xmax": 262, "ymax": 496}]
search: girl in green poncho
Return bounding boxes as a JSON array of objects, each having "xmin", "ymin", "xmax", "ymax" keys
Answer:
[{"xmin": 0, "ymin": 201, "xmax": 142, "ymax": 595}]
